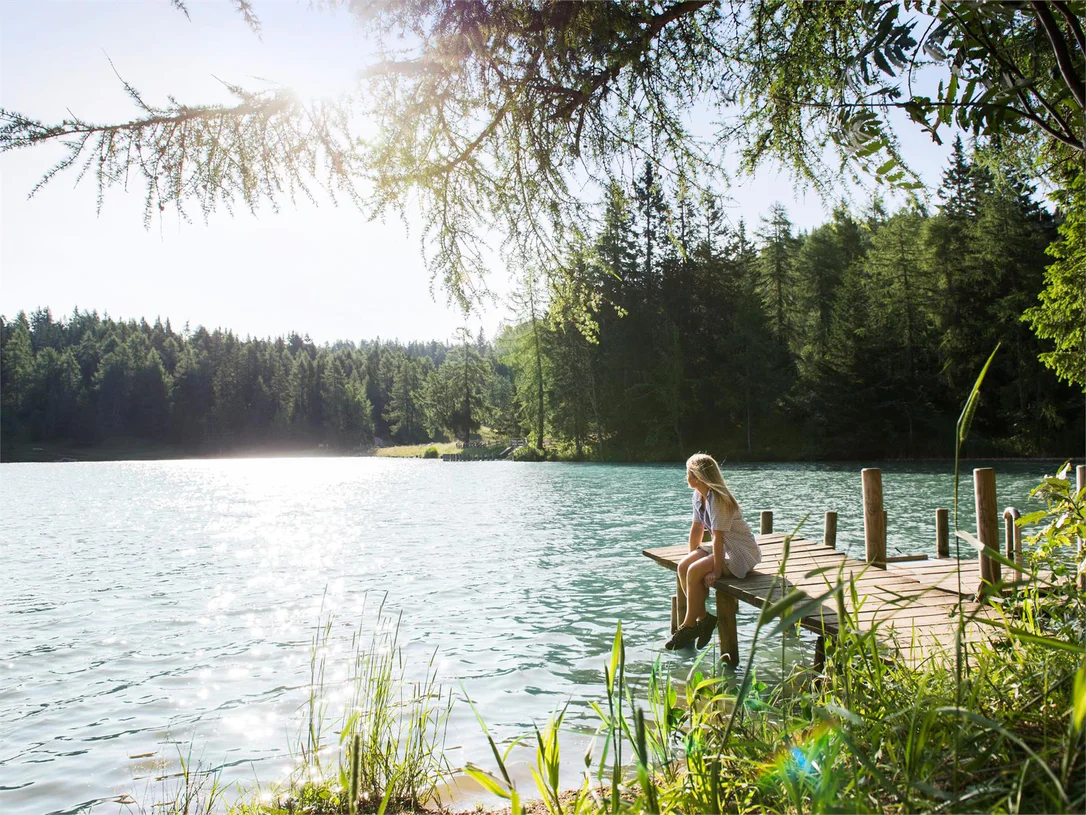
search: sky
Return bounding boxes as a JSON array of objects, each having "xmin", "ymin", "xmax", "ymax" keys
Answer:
[{"xmin": 0, "ymin": 0, "xmax": 958, "ymax": 346}]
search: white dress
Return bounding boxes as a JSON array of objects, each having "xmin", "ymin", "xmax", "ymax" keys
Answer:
[{"xmin": 693, "ymin": 490, "xmax": 762, "ymax": 579}]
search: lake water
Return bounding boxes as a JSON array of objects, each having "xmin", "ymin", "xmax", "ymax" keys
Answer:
[{"xmin": 0, "ymin": 457, "xmax": 1062, "ymax": 814}]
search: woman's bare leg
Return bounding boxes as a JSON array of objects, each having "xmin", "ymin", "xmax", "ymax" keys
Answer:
[
  {"xmin": 677, "ymin": 549, "xmax": 710, "ymax": 613},
  {"xmin": 681, "ymin": 557, "xmax": 716, "ymax": 629}
]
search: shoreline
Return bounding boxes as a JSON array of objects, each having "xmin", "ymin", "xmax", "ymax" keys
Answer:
[{"xmin": 1, "ymin": 440, "xmax": 1076, "ymax": 466}]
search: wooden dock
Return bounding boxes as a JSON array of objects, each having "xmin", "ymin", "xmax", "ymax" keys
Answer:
[
  {"xmin": 644, "ymin": 534, "xmax": 999, "ymax": 669},
  {"xmin": 642, "ymin": 536, "xmax": 999, "ymax": 669},
  {"xmin": 643, "ymin": 465, "xmax": 1035, "ymax": 669}
]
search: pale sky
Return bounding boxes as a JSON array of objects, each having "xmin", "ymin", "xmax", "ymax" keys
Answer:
[{"xmin": 0, "ymin": 0, "xmax": 957, "ymax": 346}]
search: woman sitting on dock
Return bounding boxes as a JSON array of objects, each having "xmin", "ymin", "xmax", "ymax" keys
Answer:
[{"xmin": 666, "ymin": 453, "xmax": 762, "ymax": 650}]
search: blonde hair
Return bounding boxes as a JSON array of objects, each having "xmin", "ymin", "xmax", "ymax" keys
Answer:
[{"xmin": 686, "ymin": 453, "xmax": 739, "ymax": 516}]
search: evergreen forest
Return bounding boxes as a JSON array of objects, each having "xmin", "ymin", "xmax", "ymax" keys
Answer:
[{"xmin": 3, "ymin": 142, "xmax": 1082, "ymax": 462}]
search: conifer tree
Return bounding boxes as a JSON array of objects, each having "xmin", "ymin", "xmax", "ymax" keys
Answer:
[
  {"xmin": 385, "ymin": 356, "xmax": 430, "ymax": 444},
  {"xmin": 756, "ymin": 203, "xmax": 799, "ymax": 341},
  {"xmin": 0, "ymin": 313, "xmax": 33, "ymax": 439}
]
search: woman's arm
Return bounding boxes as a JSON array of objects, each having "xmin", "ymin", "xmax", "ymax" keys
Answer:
[
  {"xmin": 688, "ymin": 521, "xmax": 704, "ymax": 552},
  {"xmin": 711, "ymin": 529, "xmax": 725, "ymax": 577}
]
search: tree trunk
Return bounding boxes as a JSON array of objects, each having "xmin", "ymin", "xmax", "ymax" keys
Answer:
[{"xmin": 528, "ymin": 281, "xmax": 545, "ymax": 450}]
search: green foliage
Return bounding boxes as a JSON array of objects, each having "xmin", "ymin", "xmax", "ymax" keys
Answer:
[
  {"xmin": 1023, "ymin": 170, "xmax": 1086, "ymax": 389},
  {"xmin": 1014, "ymin": 463, "xmax": 1086, "ymax": 641},
  {"xmin": 421, "ymin": 327, "xmax": 492, "ymax": 443},
  {"xmin": 496, "ymin": 143, "xmax": 1078, "ymax": 460},
  {"xmin": 421, "ymin": 445, "xmax": 439, "ymax": 459},
  {"xmin": 3, "ymin": 2, "xmax": 1082, "ymax": 457},
  {"xmin": 0, "ymin": 312, "xmax": 476, "ymax": 458},
  {"xmin": 512, "ymin": 445, "xmax": 545, "ymax": 462},
  {"xmin": 383, "ymin": 354, "xmax": 432, "ymax": 444}
]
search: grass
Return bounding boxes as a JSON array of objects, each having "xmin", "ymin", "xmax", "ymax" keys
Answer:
[
  {"xmin": 255, "ymin": 600, "xmax": 452, "ymax": 814},
  {"xmin": 375, "ymin": 442, "xmax": 515, "ymax": 459},
  {"xmin": 374, "ymin": 442, "xmax": 462, "ymax": 458}
]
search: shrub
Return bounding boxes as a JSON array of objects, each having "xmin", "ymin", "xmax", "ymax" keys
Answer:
[
  {"xmin": 512, "ymin": 445, "xmax": 545, "ymax": 462},
  {"xmin": 422, "ymin": 446, "xmax": 439, "ymax": 459}
]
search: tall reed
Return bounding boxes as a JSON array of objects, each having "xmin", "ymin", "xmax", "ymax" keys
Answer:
[{"xmin": 230, "ymin": 596, "xmax": 453, "ymax": 814}]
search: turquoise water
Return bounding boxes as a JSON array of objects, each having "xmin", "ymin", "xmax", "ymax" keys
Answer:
[{"xmin": 0, "ymin": 458, "xmax": 1063, "ymax": 813}]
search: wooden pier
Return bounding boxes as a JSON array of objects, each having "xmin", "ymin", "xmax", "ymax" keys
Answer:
[{"xmin": 643, "ymin": 466, "xmax": 1027, "ymax": 669}]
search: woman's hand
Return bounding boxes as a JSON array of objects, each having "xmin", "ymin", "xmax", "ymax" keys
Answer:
[{"xmin": 703, "ymin": 570, "xmax": 719, "ymax": 589}]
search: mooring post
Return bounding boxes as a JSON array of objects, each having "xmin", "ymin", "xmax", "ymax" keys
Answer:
[
  {"xmin": 1077, "ymin": 465, "xmax": 1085, "ymax": 592},
  {"xmin": 760, "ymin": 510, "xmax": 773, "ymax": 535},
  {"xmin": 936, "ymin": 508, "xmax": 950, "ymax": 558},
  {"xmin": 824, "ymin": 511, "xmax": 838, "ymax": 549},
  {"xmin": 716, "ymin": 593, "xmax": 740, "ymax": 666},
  {"xmin": 1003, "ymin": 507, "xmax": 1022, "ymax": 571},
  {"xmin": 974, "ymin": 467, "xmax": 1000, "ymax": 592},
  {"xmin": 862, "ymin": 468, "xmax": 886, "ymax": 568}
]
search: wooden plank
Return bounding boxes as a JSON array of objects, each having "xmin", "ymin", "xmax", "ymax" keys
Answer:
[
  {"xmin": 890, "ymin": 561, "xmax": 980, "ymax": 578},
  {"xmin": 733, "ymin": 570, "xmax": 935, "ymax": 594},
  {"xmin": 752, "ymin": 557, "xmax": 969, "ymax": 588},
  {"xmin": 757, "ymin": 552, "xmax": 842, "ymax": 566},
  {"xmin": 891, "ymin": 560, "xmax": 981, "ymax": 574},
  {"xmin": 891, "ymin": 561, "xmax": 984, "ymax": 597},
  {"xmin": 758, "ymin": 541, "xmax": 836, "ymax": 554},
  {"xmin": 741, "ymin": 590, "xmax": 974, "ymax": 624},
  {"xmin": 804, "ymin": 614, "xmax": 993, "ymax": 645},
  {"xmin": 758, "ymin": 534, "xmax": 828, "ymax": 546},
  {"xmin": 760, "ymin": 546, "xmax": 849, "ymax": 559},
  {"xmin": 808, "ymin": 617, "xmax": 991, "ymax": 645},
  {"xmin": 642, "ymin": 546, "xmax": 688, "ymax": 569}
]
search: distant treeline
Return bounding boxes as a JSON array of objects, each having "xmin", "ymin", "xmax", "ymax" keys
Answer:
[{"xmin": 2, "ymin": 141, "xmax": 1081, "ymax": 461}]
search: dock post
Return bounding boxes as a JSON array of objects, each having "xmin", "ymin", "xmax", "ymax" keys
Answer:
[
  {"xmin": 824, "ymin": 511, "xmax": 838, "ymax": 549},
  {"xmin": 936, "ymin": 508, "xmax": 950, "ymax": 558},
  {"xmin": 1003, "ymin": 507, "xmax": 1022, "ymax": 571},
  {"xmin": 716, "ymin": 593, "xmax": 740, "ymax": 666},
  {"xmin": 862, "ymin": 468, "xmax": 886, "ymax": 568},
  {"xmin": 1078, "ymin": 465, "xmax": 1085, "ymax": 592},
  {"xmin": 760, "ymin": 510, "xmax": 773, "ymax": 535},
  {"xmin": 670, "ymin": 596, "xmax": 677, "ymax": 633},
  {"xmin": 974, "ymin": 468, "xmax": 1001, "ymax": 592}
]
